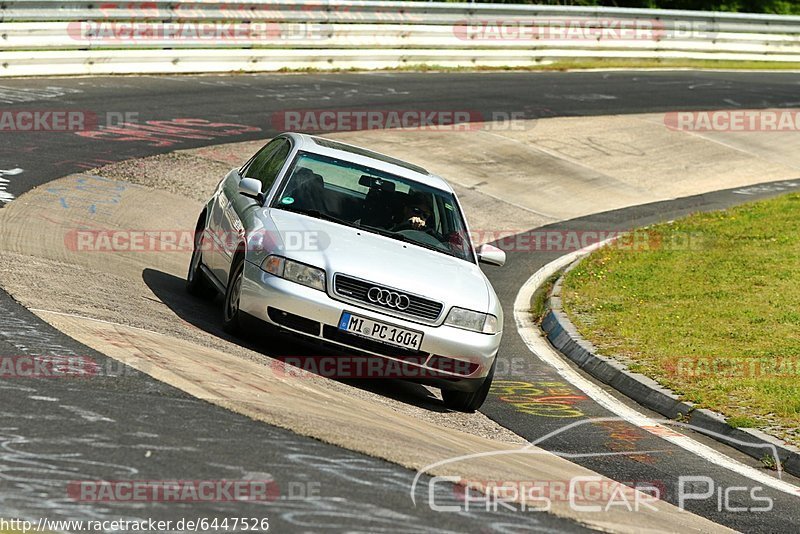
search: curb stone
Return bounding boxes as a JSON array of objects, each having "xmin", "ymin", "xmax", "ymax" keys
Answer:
[{"xmin": 542, "ymin": 259, "xmax": 800, "ymax": 478}]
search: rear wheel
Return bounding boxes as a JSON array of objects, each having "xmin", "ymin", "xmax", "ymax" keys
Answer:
[
  {"xmin": 441, "ymin": 358, "xmax": 496, "ymax": 413},
  {"xmin": 222, "ymin": 254, "xmax": 245, "ymax": 335},
  {"xmin": 186, "ymin": 225, "xmax": 215, "ymax": 299}
]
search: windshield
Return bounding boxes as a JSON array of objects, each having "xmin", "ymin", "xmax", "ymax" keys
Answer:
[{"xmin": 271, "ymin": 151, "xmax": 474, "ymax": 262}]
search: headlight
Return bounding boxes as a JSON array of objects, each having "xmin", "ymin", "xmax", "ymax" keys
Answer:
[
  {"xmin": 261, "ymin": 255, "xmax": 326, "ymax": 291},
  {"xmin": 445, "ymin": 307, "xmax": 498, "ymax": 334}
]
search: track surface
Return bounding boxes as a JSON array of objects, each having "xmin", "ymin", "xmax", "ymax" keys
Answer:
[
  {"xmin": 2, "ymin": 71, "xmax": 800, "ymax": 531},
  {"xmin": 4, "ymin": 71, "xmax": 800, "ymax": 196},
  {"xmin": 0, "ymin": 291, "xmax": 587, "ymax": 533}
]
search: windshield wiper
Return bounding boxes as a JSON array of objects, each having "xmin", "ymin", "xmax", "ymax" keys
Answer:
[
  {"xmin": 360, "ymin": 224, "xmax": 408, "ymax": 243},
  {"xmin": 360, "ymin": 224, "xmax": 457, "ymax": 257},
  {"xmin": 407, "ymin": 239, "xmax": 450, "ymax": 255}
]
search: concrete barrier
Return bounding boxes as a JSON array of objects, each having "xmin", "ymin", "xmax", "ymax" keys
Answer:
[{"xmin": 1, "ymin": 2, "xmax": 799, "ymax": 76}]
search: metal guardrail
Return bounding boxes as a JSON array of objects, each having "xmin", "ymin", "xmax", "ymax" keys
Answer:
[{"xmin": 1, "ymin": 0, "xmax": 800, "ymax": 77}]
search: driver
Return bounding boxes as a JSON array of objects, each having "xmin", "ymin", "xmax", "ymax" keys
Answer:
[{"xmin": 394, "ymin": 190, "xmax": 433, "ymax": 231}]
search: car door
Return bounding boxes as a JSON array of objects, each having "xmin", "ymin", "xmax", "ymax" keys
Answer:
[
  {"xmin": 204, "ymin": 171, "xmax": 236, "ymax": 279},
  {"xmin": 213, "ymin": 137, "xmax": 292, "ymax": 286}
]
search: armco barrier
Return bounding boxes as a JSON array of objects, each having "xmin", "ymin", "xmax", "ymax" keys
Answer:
[{"xmin": 1, "ymin": 0, "xmax": 800, "ymax": 76}]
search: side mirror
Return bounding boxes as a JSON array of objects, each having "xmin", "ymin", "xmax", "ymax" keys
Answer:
[
  {"xmin": 238, "ymin": 177, "xmax": 263, "ymax": 202},
  {"xmin": 477, "ymin": 243, "xmax": 506, "ymax": 267}
]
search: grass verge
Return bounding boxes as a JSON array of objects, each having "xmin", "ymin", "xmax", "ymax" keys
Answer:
[
  {"xmin": 274, "ymin": 58, "xmax": 800, "ymax": 73},
  {"xmin": 535, "ymin": 58, "xmax": 800, "ymax": 71},
  {"xmin": 561, "ymin": 192, "xmax": 800, "ymax": 446},
  {"xmin": 23, "ymin": 58, "xmax": 800, "ymax": 79}
]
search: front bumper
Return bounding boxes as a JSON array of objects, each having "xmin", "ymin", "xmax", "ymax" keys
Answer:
[{"xmin": 239, "ymin": 261, "xmax": 500, "ymax": 392}]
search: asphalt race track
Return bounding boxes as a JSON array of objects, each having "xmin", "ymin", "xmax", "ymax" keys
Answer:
[
  {"xmin": 2, "ymin": 71, "xmax": 800, "ymax": 532},
  {"xmin": 0, "ymin": 290, "xmax": 589, "ymax": 533}
]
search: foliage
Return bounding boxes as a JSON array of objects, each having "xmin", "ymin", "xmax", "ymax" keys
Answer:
[{"xmin": 460, "ymin": 0, "xmax": 800, "ymax": 16}]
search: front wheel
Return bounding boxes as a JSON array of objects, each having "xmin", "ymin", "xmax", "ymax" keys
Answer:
[
  {"xmin": 222, "ymin": 255, "xmax": 245, "ymax": 335},
  {"xmin": 441, "ymin": 358, "xmax": 496, "ymax": 413}
]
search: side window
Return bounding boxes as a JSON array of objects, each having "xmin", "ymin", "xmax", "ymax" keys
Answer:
[
  {"xmin": 243, "ymin": 139, "xmax": 291, "ymax": 193},
  {"xmin": 241, "ymin": 139, "xmax": 280, "ymax": 177}
]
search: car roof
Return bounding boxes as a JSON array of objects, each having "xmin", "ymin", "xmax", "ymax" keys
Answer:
[{"xmin": 283, "ymin": 132, "xmax": 453, "ymax": 193}]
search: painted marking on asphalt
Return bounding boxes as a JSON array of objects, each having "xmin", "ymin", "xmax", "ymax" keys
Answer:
[
  {"xmin": 44, "ymin": 174, "xmax": 127, "ymax": 216},
  {"xmin": 597, "ymin": 420, "xmax": 656, "ymax": 464},
  {"xmin": 74, "ymin": 118, "xmax": 262, "ymax": 147},
  {"xmin": 544, "ymin": 93, "xmax": 618, "ymax": 102},
  {"xmin": 0, "ymin": 293, "xmax": 88, "ymax": 357},
  {"xmin": 490, "ymin": 380, "xmax": 587, "ymax": 418},
  {"xmin": 0, "ymin": 85, "xmax": 82, "ymax": 104},
  {"xmin": 59, "ymin": 404, "xmax": 115, "ymax": 423},
  {"xmin": 0, "ymin": 167, "xmax": 23, "ymax": 204},
  {"xmin": 513, "ymin": 240, "xmax": 800, "ymax": 498},
  {"xmin": 0, "ymin": 423, "xmax": 175, "ymax": 525},
  {"xmin": 732, "ymin": 180, "xmax": 800, "ymax": 196}
]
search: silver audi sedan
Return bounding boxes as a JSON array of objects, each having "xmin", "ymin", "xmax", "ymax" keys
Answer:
[{"xmin": 186, "ymin": 133, "xmax": 506, "ymax": 411}]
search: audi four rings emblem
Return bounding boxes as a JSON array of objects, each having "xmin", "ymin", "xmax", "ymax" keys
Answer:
[{"xmin": 367, "ymin": 287, "xmax": 411, "ymax": 310}]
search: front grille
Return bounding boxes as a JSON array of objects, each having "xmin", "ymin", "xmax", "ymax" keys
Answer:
[
  {"xmin": 333, "ymin": 274, "xmax": 443, "ymax": 322},
  {"xmin": 322, "ymin": 325, "xmax": 428, "ymax": 364}
]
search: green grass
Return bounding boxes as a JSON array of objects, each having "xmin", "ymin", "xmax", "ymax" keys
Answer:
[
  {"xmin": 561, "ymin": 192, "xmax": 800, "ymax": 446},
  {"xmin": 274, "ymin": 58, "xmax": 800, "ymax": 73},
  {"xmin": 525, "ymin": 58, "xmax": 800, "ymax": 71},
  {"xmin": 24, "ymin": 58, "xmax": 800, "ymax": 80}
]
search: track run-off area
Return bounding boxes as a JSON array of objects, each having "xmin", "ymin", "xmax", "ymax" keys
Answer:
[{"xmin": 1, "ymin": 71, "xmax": 800, "ymax": 532}]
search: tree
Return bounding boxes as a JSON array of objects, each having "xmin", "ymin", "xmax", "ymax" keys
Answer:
[{"xmin": 466, "ymin": 0, "xmax": 800, "ymax": 15}]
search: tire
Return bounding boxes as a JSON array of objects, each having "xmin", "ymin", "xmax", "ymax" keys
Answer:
[
  {"xmin": 186, "ymin": 224, "xmax": 216, "ymax": 299},
  {"xmin": 222, "ymin": 253, "xmax": 245, "ymax": 335},
  {"xmin": 441, "ymin": 358, "xmax": 496, "ymax": 413}
]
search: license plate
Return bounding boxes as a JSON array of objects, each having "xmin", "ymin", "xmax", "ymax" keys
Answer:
[{"xmin": 338, "ymin": 312, "xmax": 423, "ymax": 351}]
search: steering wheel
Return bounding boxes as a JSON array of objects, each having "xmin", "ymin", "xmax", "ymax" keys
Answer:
[
  {"xmin": 392, "ymin": 220, "xmax": 415, "ymax": 232},
  {"xmin": 424, "ymin": 227, "xmax": 444, "ymax": 240}
]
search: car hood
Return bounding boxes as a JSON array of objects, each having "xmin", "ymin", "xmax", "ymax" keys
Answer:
[{"xmin": 266, "ymin": 208, "xmax": 490, "ymax": 312}]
